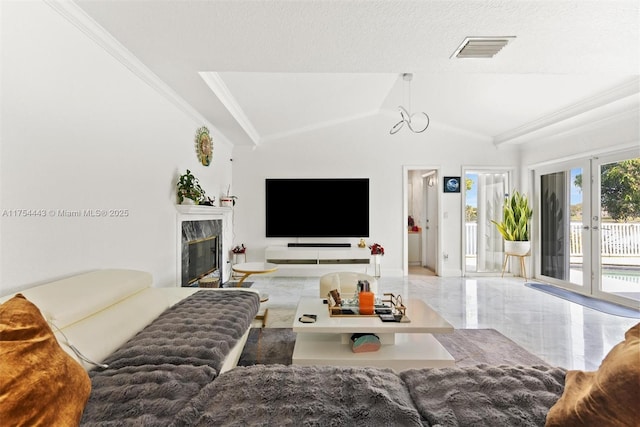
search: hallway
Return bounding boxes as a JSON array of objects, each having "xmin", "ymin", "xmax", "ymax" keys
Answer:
[{"xmin": 408, "ymin": 265, "xmax": 436, "ymax": 277}]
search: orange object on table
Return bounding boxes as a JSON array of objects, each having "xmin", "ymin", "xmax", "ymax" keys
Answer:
[{"xmin": 358, "ymin": 291, "xmax": 375, "ymax": 315}]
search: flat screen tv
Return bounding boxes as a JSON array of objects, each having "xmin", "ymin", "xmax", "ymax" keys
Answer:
[{"xmin": 265, "ymin": 178, "xmax": 369, "ymax": 238}]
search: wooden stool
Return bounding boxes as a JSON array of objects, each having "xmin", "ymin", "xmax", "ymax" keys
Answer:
[{"xmin": 501, "ymin": 252, "xmax": 529, "ymax": 280}]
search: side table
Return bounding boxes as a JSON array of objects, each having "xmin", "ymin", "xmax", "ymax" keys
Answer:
[{"xmin": 231, "ymin": 262, "xmax": 278, "ymax": 327}]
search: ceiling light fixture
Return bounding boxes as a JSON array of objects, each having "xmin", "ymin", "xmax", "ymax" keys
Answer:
[{"xmin": 390, "ymin": 73, "xmax": 429, "ymax": 135}]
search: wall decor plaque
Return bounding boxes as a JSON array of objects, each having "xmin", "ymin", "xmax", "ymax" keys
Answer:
[{"xmin": 195, "ymin": 126, "xmax": 213, "ymax": 166}]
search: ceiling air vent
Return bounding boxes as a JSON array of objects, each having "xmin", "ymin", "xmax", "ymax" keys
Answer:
[{"xmin": 451, "ymin": 36, "xmax": 515, "ymax": 59}]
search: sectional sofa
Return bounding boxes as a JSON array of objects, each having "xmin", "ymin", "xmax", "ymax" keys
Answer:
[{"xmin": 1, "ymin": 269, "xmax": 637, "ymax": 426}]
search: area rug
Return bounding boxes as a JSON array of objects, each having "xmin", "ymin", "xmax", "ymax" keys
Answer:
[
  {"xmin": 526, "ymin": 282, "xmax": 640, "ymax": 319},
  {"xmin": 432, "ymin": 329, "xmax": 548, "ymax": 366},
  {"xmin": 238, "ymin": 328, "xmax": 296, "ymax": 366},
  {"xmin": 237, "ymin": 328, "xmax": 548, "ymax": 367}
]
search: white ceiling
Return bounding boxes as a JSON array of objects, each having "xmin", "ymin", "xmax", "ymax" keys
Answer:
[{"xmin": 71, "ymin": 0, "xmax": 640, "ymax": 147}]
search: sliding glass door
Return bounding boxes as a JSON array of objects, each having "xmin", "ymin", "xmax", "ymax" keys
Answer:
[
  {"xmin": 535, "ymin": 150, "xmax": 639, "ymax": 308},
  {"xmin": 594, "ymin": 153, "xmax": 640, "ymax": 305},
  {"xmin": 538, "ymin": 164, "xmax": 590, "ymax": 288}
]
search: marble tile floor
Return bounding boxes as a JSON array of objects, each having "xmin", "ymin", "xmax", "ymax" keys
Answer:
[{"xmin": 248, "ymin": 274, "xmax": 638, "ymax": 371}]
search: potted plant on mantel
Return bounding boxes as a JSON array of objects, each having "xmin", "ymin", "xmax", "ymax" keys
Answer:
[
  {"xmin": 491, "ymin": 190, "xmax": 533, "ymax": 256},
  {"xmin": 177, "ymin": 169, "xmax": 206, "ymax": 205}
]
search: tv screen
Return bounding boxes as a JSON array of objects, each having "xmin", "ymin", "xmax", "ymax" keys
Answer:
[{"xmin": 265, "ymin": 178, "xmax": 369, "ymax": 238}]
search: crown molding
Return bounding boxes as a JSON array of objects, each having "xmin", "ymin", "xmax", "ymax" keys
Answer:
[
  {"xmin": 199, "ymin": 72, "xmax": 262, "ymax": 146},
  {"xmin": 44, "ymin": 0, "xmax": 233, "ymax": 149},
  {"xmin": 494, "ymin": 77, "xmax": 640, "ymax": 146}
]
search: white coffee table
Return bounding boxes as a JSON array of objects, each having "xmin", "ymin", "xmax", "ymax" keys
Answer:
[{"xmin": 292, "ymin": 297, "xmax": 455, "ymax": 371}]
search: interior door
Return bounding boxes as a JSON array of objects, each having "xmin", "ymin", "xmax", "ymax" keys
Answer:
[{"xmin": 424, "ymin": 173, "xmax": 438, "ymax": 271}]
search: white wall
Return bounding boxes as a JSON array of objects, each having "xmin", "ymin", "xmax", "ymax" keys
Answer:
[
  {"xmin": 519, "ymin": 109, "xmax": 640, "ymax": 198},
  {"xmin": 231, "ymin": 115, "xmax": 520, "ymax": 277},
  {"xmin": 0, "ymin": 1, "xmax": 232, "ymax": 294},
  {"xmin": 4, "ymin": 3, "xmax": 631, "ymax": 289},
  {"xmin": 520, "ymin": 112, "xmax": 640, "ymax": 168}
]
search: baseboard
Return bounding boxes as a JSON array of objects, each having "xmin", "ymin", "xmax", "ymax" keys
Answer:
[
  {"xmin": 287, "ymin": 243, "xmax": 351, "ymax": 248},
  {"xmin": 270, "ymin": 267, "xmax": 404, "ymax": 278},
  {"xmin": 439, "ymin": 268, "xmax": 463, "ymax": 277}
]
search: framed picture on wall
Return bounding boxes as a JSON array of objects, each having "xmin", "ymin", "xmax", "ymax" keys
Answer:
[{"xmin": 443, "ymin": 176, "xmax": 461, "ymax": 193}]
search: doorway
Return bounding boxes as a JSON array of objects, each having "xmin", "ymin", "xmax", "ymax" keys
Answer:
[
  {"xmin": 535, "ymin": 149, "xmax": 640, "ymax": 309},
  {"xmin": 404, "ymin": 167, "xmax": 440, "ymax": 276},
  {"xmin": 462, "ymin": 168, "xmax": 511, "ymax": 276}
]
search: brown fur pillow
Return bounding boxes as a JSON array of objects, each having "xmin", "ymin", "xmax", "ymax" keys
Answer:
[
  {"xmin": 0, "ymin": 294, "xmax": 91, "ymax": 426},
  {"xmin": 545, "ymin": 322, "xmax": 640, "ymax": 426}
]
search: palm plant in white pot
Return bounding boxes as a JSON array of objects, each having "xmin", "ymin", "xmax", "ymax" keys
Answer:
[{"xmin": 491, "ymin": 190, "xmax": 533, "ymax": 255}]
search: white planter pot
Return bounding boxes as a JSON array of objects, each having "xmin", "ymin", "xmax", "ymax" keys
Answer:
[
  {"xmin": 504, "ymin": 240, "xmax": 531, "ymax": 256},
  {"xmin": 220, "ymin": 198, "xmax": 234, "ymax": 208},
  {"xmin": 232, "ymin": 253, "xmax": 246, "ymax": 264}
]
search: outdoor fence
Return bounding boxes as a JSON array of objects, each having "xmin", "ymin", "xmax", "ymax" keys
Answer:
[{"xmin": 465, "ymin": 222, "xmax": 640, "ymax": 257}]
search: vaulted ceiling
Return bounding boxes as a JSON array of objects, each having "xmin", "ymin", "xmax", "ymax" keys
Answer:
[{"xmin": 69, "ymin": 0, "xmax": 639, "ymax": 147}]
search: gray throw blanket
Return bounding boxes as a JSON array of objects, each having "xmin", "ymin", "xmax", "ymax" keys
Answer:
[
  {"xmin": 171, "ymin": 364, "xmax": 424, "ymax": 427},
  {"xmin": 81, "ymin": 290, "xmax": 260, "ymax": 426},
  {"xmin": 400, "ymin": 365, "xmax": 566, "ymax": 427}
]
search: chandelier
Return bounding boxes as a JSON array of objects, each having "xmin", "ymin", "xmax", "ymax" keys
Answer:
[{"xmin": 389, "ymin": 73, "xmax": 430, "ymax": 134}]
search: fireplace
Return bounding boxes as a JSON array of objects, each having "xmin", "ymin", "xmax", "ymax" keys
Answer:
[
  {"xmin": 186, "ymin": 235, "xmax": 219, "ymax": 285},
  {"xmin": 181, "ymin": 220, "xmax": 222, "ymax": 287},
  {"xmin": 176, "ymin": 205, "xmax": 232, "ymax": 288}
]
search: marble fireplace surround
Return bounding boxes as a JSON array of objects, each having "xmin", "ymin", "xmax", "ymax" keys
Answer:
[{"xmin": 176, "ymin": 205, "xmax": 233, "ymax": 286}]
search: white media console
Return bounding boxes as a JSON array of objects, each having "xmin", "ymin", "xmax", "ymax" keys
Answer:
[{"xmin": 265, "ymin": 246, "xmax": 372, "ymax": 276}]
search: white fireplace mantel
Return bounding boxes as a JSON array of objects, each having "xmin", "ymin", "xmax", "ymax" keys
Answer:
[
  {"xmin": 176, "ymin": 205, "xmax": 232, "ymax": 216},
  {"xmin": 176, "ymin": 205, "xmax": 233, "ymax": 286}
]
